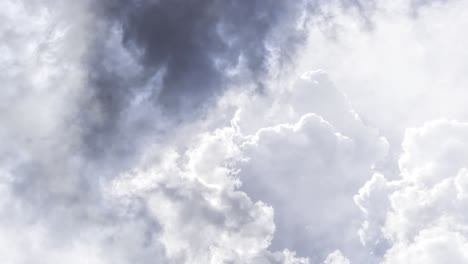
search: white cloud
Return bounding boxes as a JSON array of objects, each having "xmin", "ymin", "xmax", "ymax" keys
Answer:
[
  {"xmin": 226, "ymin": 71, "xmax": 388, "ymax": 262},
  {"xmin": 108, "ymin": 69, "xmax": 389, "ymax": 263},
  {"xmin": 383, "ymin": 227, "xmax": 468, "ymax": 264},
  {"xmin": 292, "ymin": 3, "xmax": 468, "ymax": 260},
  {"xmin": 299, "ymin": 0, "xmax": 468, "ymax": 147},
  {"xmin": 356, "ymin": 119, "xmax": 468, "ymax": 263},
  {"xmin": 323, "ymin": 250, "xmax": 351, "ymax": 264},
  {"xmin": 111, "ymin": 133, "xmax": 308, "ymax": 263}
]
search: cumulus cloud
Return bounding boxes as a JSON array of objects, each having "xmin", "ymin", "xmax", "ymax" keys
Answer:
[
  {"xmin": 110, "ymin": 138, "xmax": 308, "ymax": 263},
  {"xmin": 324, "ymin": 250, "xmax": 351, "ymax": 264},
  {"xmin": 300, "ymin": 0, "xmax": 468, "ymax": 147},
  {"xmin": 104, "ymin": 69, "xmax": 388, "ymax": 263},
  {"xmin": 231, "ymin": 71, "xmax": 388, "ymax": 263},
  {"xmin": 3, "ymin": 0, "xmax": 468, "ymax": 263},
  {"xmin": 355, "ymin": 119, "xmax": 468, "ymax": 262}
]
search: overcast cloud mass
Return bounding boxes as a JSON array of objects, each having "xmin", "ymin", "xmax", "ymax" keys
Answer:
[{"xmin": 2, "ymin": 0, "xmax": 468, "ymax": 263}]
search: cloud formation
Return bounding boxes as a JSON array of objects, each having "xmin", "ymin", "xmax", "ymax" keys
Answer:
[
  {"xmin": 355, "ymin": 119, "xmax": 468, "ymax": 263},
  {"xmin": 3, "ymin": 0, "xmax": 468, "ymax": 263},
  {"xmin": 0, "ymin": 0, "xmax": 312, "ymax": 263},
  {"xmin": 300, "ymin": 0, "xmax": 468, "ymax": 147},
  {"xmin": 77, "ymin": 0, "xmax": 311, "ymax": 178},
  {"xmin": 232, "ymin": 71, "xmax": 388, "ymax": 262},
  {"xmin": 110, "ymin": 135, "xmax": 309, "ymax": 263}
]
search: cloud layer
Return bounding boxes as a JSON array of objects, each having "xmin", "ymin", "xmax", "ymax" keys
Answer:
[{"xmin": 2, "ymin": 0, "xmax": 468, "ymax": 263}]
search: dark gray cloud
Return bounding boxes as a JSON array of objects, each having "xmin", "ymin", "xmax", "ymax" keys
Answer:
[
  {"xmin": 81, "ymin": 0, "xmax": 308, "ymax": 167},
  {"xmin": 99, "ymin": 0, "xmax": 301, "ymax": 108}
]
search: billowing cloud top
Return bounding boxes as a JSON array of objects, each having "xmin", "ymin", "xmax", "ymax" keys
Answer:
[{"xmin": 2, "ymin": 0, "xmax": 468, "ymax": 263}]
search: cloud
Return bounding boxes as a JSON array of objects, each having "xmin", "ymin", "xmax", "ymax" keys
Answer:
[
  {"xmin": 355, "ymin": 119, "xmax": 468, "ymax": 262},
  {"xmin": 0, "ymin": 2, "xmax": 314, "ymax": 259},
  {"xmin": 46, "ymin": 3, "xmax": 322, "ymax": 213},
  {"xmin": 79, "ymin": 0, "xmax": 310, "ymax": 165},
  {"xmin": 101, "ymin": 69, "xmax": 388, "ymax": 263},
  {"xmin": 110, "ymin": 131, "xmax": 308, "ymax": 263},
  {"xmin": 0, "ymin": 0, "xmax": 92, "ymax": 213},
  {"xmin": 383, "ymin": 227, "xmax": 468, "ymax": 264},
  {"xmin": 233, "ymin": 71, "xmax": 388, "ymax": 262},
  {"xmin": 299, "ymin": 0, "xmax": 468, "ymax": 148},
  {"xmin": 0, "ymin": 1, "xmax": 175, "ymax": 263},
  {"xmin": 100, "ymin": 0, "xmax": 299, "ymax": 105},
  {"xmin": 324, "ymin": 250, "xmax": 351, "ymax": 264},
  {"xmin": 3, "ymin": 0, "xmax": 468, "ymax": 263}
]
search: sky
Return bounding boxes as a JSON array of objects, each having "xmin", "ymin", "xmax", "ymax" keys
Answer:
[{"xmin": 1, "ymin": 0, "xmax": 468, "ymax": 263}]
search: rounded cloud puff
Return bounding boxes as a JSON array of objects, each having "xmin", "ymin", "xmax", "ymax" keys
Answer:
[{"xmin": 356, "ymin": 119, "xmax": 468, "ymax": 263}]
